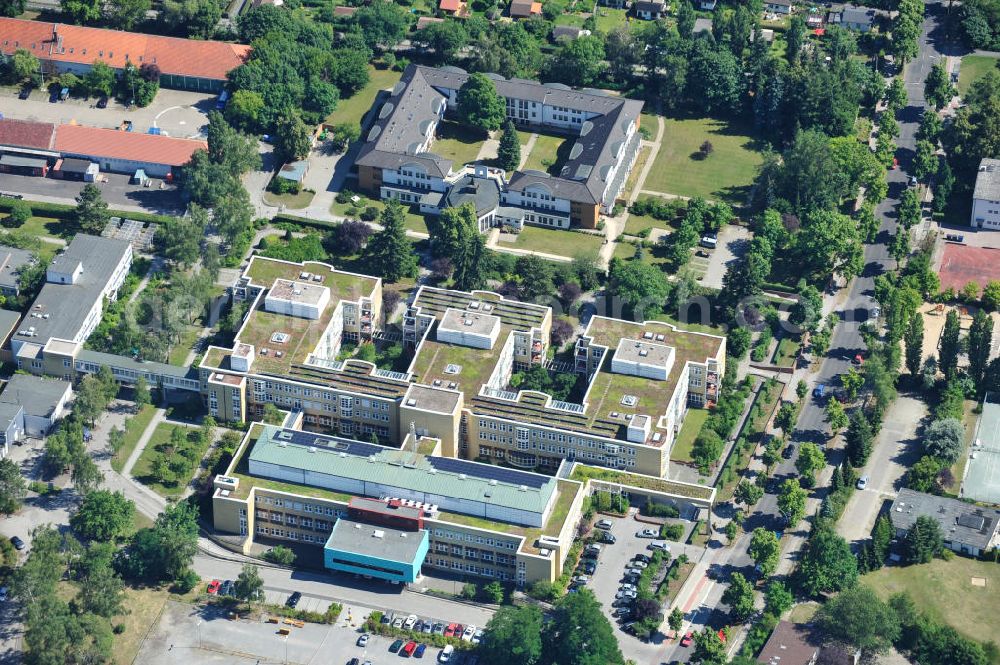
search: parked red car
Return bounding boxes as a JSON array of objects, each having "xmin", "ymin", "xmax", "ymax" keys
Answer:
[
  {"xmin": 680, "ymin": 631, "xmax": 693, "ymax": 647},
  {"xmin": 206, "ymin": 579, "xmax": 221, "ymax": 595},
  {"xmin": 444, "ymin": 623, "xmax": 459, "ymax": 637}
]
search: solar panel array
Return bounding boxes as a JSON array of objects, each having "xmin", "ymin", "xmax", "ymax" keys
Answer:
[
  {"xmin": 271, "ymin": 427, "xmax": 385, "ymax": 458},
  {"xmin": 426, "ymin": 456, "xmax": 549, "ymax": 489}
]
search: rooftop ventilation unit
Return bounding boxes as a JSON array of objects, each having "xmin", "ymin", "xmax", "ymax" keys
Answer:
[
  {"xmin": 643, "ymin": 332, "xmax": 653, "ymax": 339},
  {"xmin": 519, "ymin": 485, "xmax": 527, "ymax": 492},
  {"xmin": 406, "ymin": 398, "xmax": 417, "ymax": 406},
  {"xmin": 444, "ymin": 364, "xmax": 462, "ymax": 375},
  {"xmin": 621, "ymin": 395, "xmax": 638, "ymax": 407}
]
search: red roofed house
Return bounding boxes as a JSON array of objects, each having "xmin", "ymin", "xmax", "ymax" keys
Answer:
[
  {"xmin": 0, "ymin": 18, "xmax": 250, "ymax": 92},
  {"xmin": 54, "ymin": 124, "xmax": 206, "ymax": 177},
  {"xmin": 509, "ymin": 0, "xmax": 542, "ymax": 17},
  {"xmin": 438, "ymin": 0, "xmax": 468, "ymax": 15}
]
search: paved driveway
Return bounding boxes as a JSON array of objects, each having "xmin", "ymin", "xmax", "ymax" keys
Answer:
[
  {"xmin": 1, "ymin": 171, "xmax": 184, "ymax": 213},
  {"xmin": 837, "ymin": 394, "xmax": 926, "ymax": 546},
  {"xmin": 136, "ymin": 599, "xmax": 471, "ymax": 665},
  {"xmin": 700, "ymin": 225, "xmax": 751, "ymax": 290},
  {"xmin": 1, "ymin": 87, "xmax": 214, "ymax": 139},
  {"xmin": 583, "ymin": 512, "xmax": 702, "ymax": 664}
]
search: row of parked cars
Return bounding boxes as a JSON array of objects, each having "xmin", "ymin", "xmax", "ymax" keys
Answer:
[{"xmin": 380, "ymin": 613, "xmax": 483, "ymax": 643}]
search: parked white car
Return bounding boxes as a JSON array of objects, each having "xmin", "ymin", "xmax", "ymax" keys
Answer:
[
  {"xmin": 649, "ymin": 540, "xmax": 671, "ymax": 551},
  {"xmin": 461, "ymin": 625, "xmax": 477, "ymax": 641},
  {"xmin": 404, "ymin": 614, "xmax": 418, "ymax": 630},
  {"xmin": 636, "ymin": 529, "xmax": 659, "ymax": 538}
]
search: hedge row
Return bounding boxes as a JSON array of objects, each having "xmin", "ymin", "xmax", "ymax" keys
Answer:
[{"xmin": 0, "ymin": 196, "xmax": 175, "ymax": 226}]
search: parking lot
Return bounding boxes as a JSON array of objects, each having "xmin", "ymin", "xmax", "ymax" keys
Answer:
[
  {"xmin": 0, "ymin": 86, "xmax": 215, "ymax": 140},
  {"xmin": 577, "ymin": 512, "xmax": 703, "ymax": 648},
  {"xmin": 700, "ymin": 224, "xmax": 752, "ymax": 290},
  {"xmin": 1, "ymin": 171, "xmax": 184, "ymax": 213},
  {"xmin": 136, "ymin": 599, "xmax": 481, "ymax": 665}
]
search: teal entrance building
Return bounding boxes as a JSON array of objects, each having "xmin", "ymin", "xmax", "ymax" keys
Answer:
[{"xmin": 323, "ymin": 498, "xmax": 430, "ymax": 584}]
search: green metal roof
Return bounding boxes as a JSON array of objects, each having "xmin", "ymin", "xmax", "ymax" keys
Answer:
[{"xmin": 248, "ymin": 425, "xmax": 557, "ymax": 516}]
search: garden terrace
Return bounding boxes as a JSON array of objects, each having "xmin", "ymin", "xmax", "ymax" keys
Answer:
[
  {"xmin": 412, "ymin": 286, "xmax": 549, "ymax": 331},
  {"xmin": 569, "ymin": 464, "xmax": 715, "ymax": 501},
  {"xmin": 233, "ymin": 302, "xmax": 337, "ymax": 375},
  {"xmin": 243, "ymin": 256, "xmax": 379, "ymax": 304},
  {"xmin": 409, "ymin": 336, "xmax": 505, "ymax": 398}
]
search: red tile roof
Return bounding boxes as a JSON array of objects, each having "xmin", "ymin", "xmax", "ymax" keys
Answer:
[
  {"xmin": 0, "ymin": 18, "xmax": 251, "ymax": 81},
  {"xmin": 333, "ymin": 6, "xmax": 357, "ymax": 15},
  {"xmin": 54, "ymin": 124, "xmax": 207, "ymax": 167},
  {"xmin": 0, "ymin": 118, "xmax": 56, "ymax": 150},
  {"xmin": 509, "ymin": 0, "xmax": 542, "ymax": 15},
  {"xmin": 439, "ymin": 0, "xmax": 464, "ymax": 11}
]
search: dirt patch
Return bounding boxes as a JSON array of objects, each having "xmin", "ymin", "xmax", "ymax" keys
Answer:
[{"xmin": 938, "ymin": 243, "xmax": 1000, "ymax": 292}]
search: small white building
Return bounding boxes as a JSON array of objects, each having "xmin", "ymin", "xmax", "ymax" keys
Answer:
[
  {"xmin": 972, "ymin": 158, "xmax": 1000, "ymax": 230},
  {"xmin": 0, "ymin": 374, "xmax": 72, "ymax": 441},
  {"xmin": 765, "ymin": 0, "xmax": 793, "ymax": 14}
]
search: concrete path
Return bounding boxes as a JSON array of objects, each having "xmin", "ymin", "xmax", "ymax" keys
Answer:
[
  {"xmin": 475, "ymin": 135, "xmax": 500, "ymax": 162},
  {"xmin": 517, "ymin": 133, "xmax": 539, "ymax": 170},
  {"xmin": 120, "ymin": 407, "xmax": 168, "ymax": 477},
  {"xmin": 598, "ymin": 114, "xmax": 664, "ymax": 268}
]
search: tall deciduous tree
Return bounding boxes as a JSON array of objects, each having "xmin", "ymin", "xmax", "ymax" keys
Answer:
[
  {"xmin": 274, "ymin": 113, "xmax": 313, "ymax": 164},
  {"xmin": 845, "ymin": 409, "xmax": 874, "ymax": 467},
  {"xmin": 903, "ymin": 514, "xmax": 945, "ymax": 564},
  {"xmin": 74, "ymin": 184, "xmax": 110, "ymax": 235},
  {"xmin": 722, "ymin": 572, "xmax": 754, "ymax": 622},
  {"xmin": 541, "ymin": 590, "xmax": 624, "ymax": 665},
  {"xmin": 361, "ymin": 201, "xmax": 418, "ymax": 283},
  {"xmin": 432, "ymin": 204, "xmax": 487, "ymax": 291},
  {"xmin": 795, "ymin": 442, "xmax": 826, "ymax": 487},
  {"xmin": 923, "ymin": 62, "xmax": 956, "ymax": 110},
  {"xmin": 939, "ymin": 309, "xmax": 962, "ymax": 379},
  {"xmin": 968, "ymin": 309, "xmax": 993, "ymax": 392},
  {"xmin": 904, "ymin": 312, "xmax": 924, "ymax": 377},
  {"xmin": 797, "ymin": 525, "xmax": 858, "ymax": 597},
  {"xmin": 71, "ymin": 490, "xmax": 135, "ymax": 541},
  {"xmin": 497, "ymin": 120, "xmax": 520, "ymax": 172},
  {"xmin": 0, "ymin": 458, "xmax": 26, "ymax": 515},
  {"xmin": 457, "ymin": 73, "xmax": 506, "ymax": 133},
  {"xmin": 815, "ymin": 584, "xmax": 900, "ymax": 655},
  {"xmin": 479, "ymin": 605, "xmax": 543, "ymax": 665},
  {"xmin": 749, "ymin": 528, "xmax": 780, "ymax": 578},
  {"xmin": 234, "ymin": 563, "xmax": 265, "ymax": 604},
  {"xmin": 924, "ymin": 417, "xmax": 965, "ymax": 463},
  {"xmin": 777, "ymin": 479, "xmax": 807, "ymax": 526},
  {"xmin": 607, "ymin": 258, "xmax": 670, "ymax": 320}
]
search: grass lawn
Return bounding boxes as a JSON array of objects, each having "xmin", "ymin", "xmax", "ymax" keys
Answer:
[
  {"xmin": 329, "ymin": 196, "xmax": 429, "ymax": 234},
  {"xmin": 6, "ymin": 215, "xmax": 75, "ymax": 240},
  {"xmin": 110, "ymin": 405, "xmax": 157, "ymax": 473},
  {"xmin": 945, "ymin": 399, "xmax": 980, "ymax": 494},
  {"xmin": 262, "ymin": 189, "xmax": 315, "ymax": 210},
  {"xmin": 111, "ymin": 585, "xmax": 202, "ymax": 665},
  {"xmin": 554, "ymin": 12, "xmax": 586, "ymax": 26},
  {"xmin": 671, "ymin": 408, "xmax": 710, "ymax": 464},
  {"xmin": 959, "ymin": 54, "xmax": 1000, "ymax": 97},
  {"xmin": 864, "ymin": 556, "xmax": 1000, "ymax": 652},
  {"xmin": 166, "ymin": 325, "xmax": 203, "ymax": 366},
  {"xmin": 323, "ymin": 66, "xmax": 403, "ymax": 129},
  {"xmin": 522, "ymin": 132, "xmax": 573, "ymax": 175},
  {"xmin": 431, "ymin": 121, "xmax": 486, "ymax": 168},
  {"xmin": 613, "ymin": 239, "xmax": 641, "ymax": 260},
  {"xmin": 593, "ymin": 7, "xmax": 627, "ymax": 32},
  {"xmin": 623, "ymin": 213, "xmax": 672, "ymax": 237},
  {"xmin": 132, "ymin": 422, "xmax": 209, "ymax": 498},
  {"xmin": 644, "ymin": 117, "xmax": 763, "ymax": 203},
  {"xmin": 640, "ymin": 112, "xmax": 660, "ymax": 139},
  {"xmin": 773, "ymin": 336, "xmax": 801, "ymax": 367},
  {"xmin": 621, "ymin": 146, "xmax": 651, "ymax": 202},
  {"xmin": 788, "ymin": 602, "xmax": 820, "ymax": 624},
  {"xmin": 509, "ymin": 225, "xmax": 604, "ymax": 258}
]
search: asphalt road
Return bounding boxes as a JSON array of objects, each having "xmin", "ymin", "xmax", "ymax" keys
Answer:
[{"xmin": 658, "ymin": 5, "xmax": 947, "ymax": 660}]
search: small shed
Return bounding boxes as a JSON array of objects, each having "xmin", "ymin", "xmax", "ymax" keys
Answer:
[
  {"xmin": 0, "ymin": 153, "xmax": 49, "ymax": 177},
  {"xmin": 277, "ymin": 160, "xmax": 309, "ymax": 185},
  {"xmin": 55, "ymin": 157, "xmax": 99, "ymax": 182},
  {"xmin": 132, "ymin": 169, "xmax": 151, "ymax": 186}
]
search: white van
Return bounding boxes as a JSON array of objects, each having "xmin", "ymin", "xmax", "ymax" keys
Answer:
[{"xmin": 439, "ymin": 644, "xmax": 455, "ymax": 662}]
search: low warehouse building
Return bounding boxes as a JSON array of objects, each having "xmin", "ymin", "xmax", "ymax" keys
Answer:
[{"xmin": 0, "ymin": 18, "xmax": 251, "ymax": 93}]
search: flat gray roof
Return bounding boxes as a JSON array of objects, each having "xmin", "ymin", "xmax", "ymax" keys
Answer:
[
  {"xmin": 974, "ymin": 159, "xmax": 1000, "ymax": 202},
  {"xmin": 403, "ymin": 384, "xmax": 461, "ymax": 415},
  {"xmin": 440, "ymin": 308, "xmax": 500, "ymax": 337},
  {"xmin": 0, "ymin": 245, "xmax": 35, "ymax": 292},
  {"xmin": 77, "ymin": 348, "xmax": 197, "ymax": 379},
  {"xmin": 324, "ymin": 518, "xmax": 426, "ymax": 564},
  {"xmin": 0, "ymin": 309, "xmax": 21, "ymax": 338},
  {"xmin": 614, "ymin": 338, "xmax": 673, "ymax": 368},
  {"xmin": 268, "ymin": 279, "xmax": 329, "ymax": 306},
  {"xmin": 963, "ymin": 393, "xmax": 1000, "ymax": 504},
  {"xmin": 14, "ymin": 234, "xmax": 129, "ymax": 346},
  {"xmin": 0, "ymin": 374, "xmax": 69, "ymax": 419},
  {"xmin": 249, "ymin": 425, "xmax": 557, "ymax": 515},
  {"xmin": 891, "ymin": 488, "xmax": 1000, "ymax": 550}
]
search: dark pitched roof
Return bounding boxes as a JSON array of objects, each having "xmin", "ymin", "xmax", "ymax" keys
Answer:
[
  {"xmin": 0, "ymin": 118, "xmax": 56, "ymax": 150},
  {"xmin": 756, "ymin": 621, "xmax": 817, "ymax": 665},
  {"xmin": 360, "ymin": 64, "xmax": 643, "ymax": 206},
  {"xmin": 634, "ymin": 0, "xmax": 666, "ymax": 11},
  {"xmin": 891, "ymin": 488, "xmax": 1000, "ymax": 550},
  {"xmin": 442, "ymin": 175, "xmax": 500, "ymax": 215}
]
